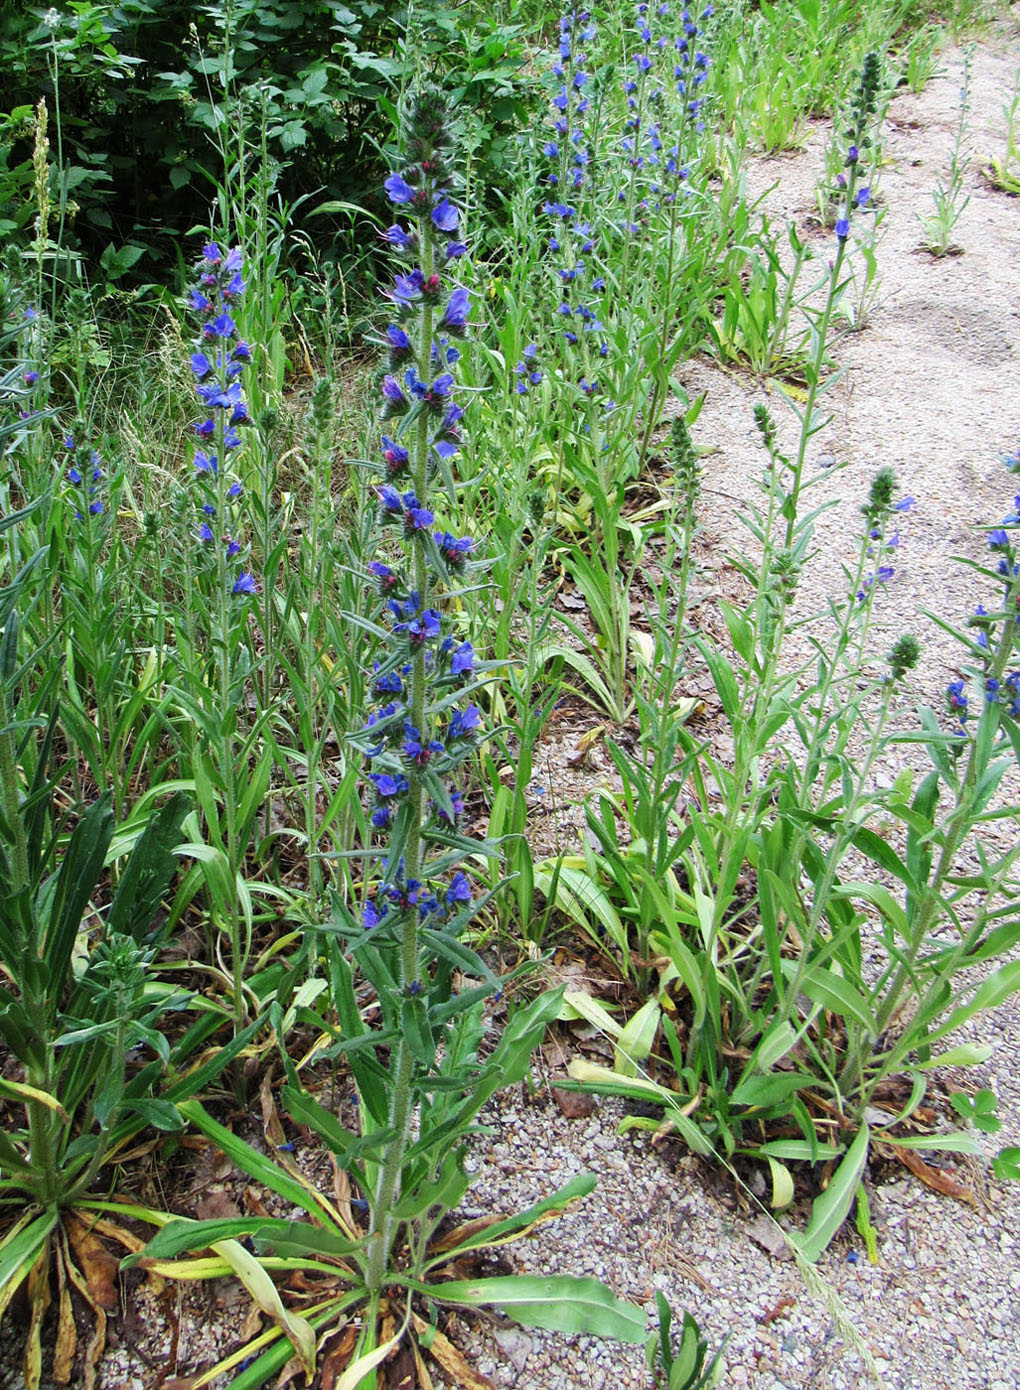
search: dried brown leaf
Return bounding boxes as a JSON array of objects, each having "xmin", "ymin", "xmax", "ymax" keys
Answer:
[
  {"xmin": 24, "ymin": 1249, "xmax": 50, "ymax": 1390},
  {"xmin": 551, "ymin": 1086, "xmax": 597, "ymax": 1119},
  {"xmin": 53, "ymin": 1249, "xmax": 77, "ymax": 1384},
  {"xmin": 411, "ymin": 1314, "xmax": 495, "ymax": 1390},
  {"xmin": 66, "ymin": 1215, "xmax": 119, "ymax": 1312},
  {"xmin": 195, "ymin": 1189, "xmax": 242, "ymax": 1222},
  {"xmin": 60, "ymin": 1238, "xmax": 107, "ymax": 1390},
  {"xmin": 320, "ymin": 1325, "xmax": 359, "ymax": 1390},
  {"xmin": 889, "ymin": 1146, "xmax": 976, "ymax": 1203},
  {"xmin": 429, "ymin": 1216, "xmax": 498, "ymax": 1255}
]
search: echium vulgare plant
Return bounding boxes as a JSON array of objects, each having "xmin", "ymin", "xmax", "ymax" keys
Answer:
[
  {"xmin": 177, "ymin": 242, "xmax": 260, "ymax": 1040},
  {"xmin": 321, "ymin": 88, "xmax": 645, "ymax": 1379},
  {"xmin": 127, "ymin": 91, "xmax": 644, "ymax": 1390}
]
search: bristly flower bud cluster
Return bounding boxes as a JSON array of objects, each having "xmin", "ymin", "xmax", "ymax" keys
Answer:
[
  {"xmin": 832, "ymin": 51, "xmax": 882, "ymax": 243},
  {"xmin": 857, "ymin": 467, "xmax": 913, "ymax": 604},
  {"xmin": 887, "ymin": 634, "xmax": 920, "ymax": 681}
]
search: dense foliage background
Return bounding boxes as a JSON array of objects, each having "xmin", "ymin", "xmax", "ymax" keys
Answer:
[{"xmin": 0, "ymin": 0, "xmax": 530, "ymax": 279}]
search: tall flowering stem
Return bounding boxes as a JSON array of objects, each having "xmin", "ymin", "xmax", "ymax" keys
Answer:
[
  {"xmin": 354, "ymin": 91, "xmax": 479, "ymax": 1299},
  {"xmin": 784, "ymin": 51, "xmax": 881, "ymax": 552},
  {"xmin": 185, "ymin": 242, "xmax": 257, "ymax": 1037}
]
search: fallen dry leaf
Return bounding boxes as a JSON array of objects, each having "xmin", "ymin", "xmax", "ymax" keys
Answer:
[
  {"xmin": 321, "ymin": 1325, "xmax": 359, "ymax": 1390},
  {"xmin": 53, "ymin": 1250, "xmax": 77, "ymax": 1384},
  {"xmin": 887, "ymin": 1146, "xmax": 976, "ymax": 1204},
  {"xmin": 195, "ymin": 1188, "xmax": 242, "ymax": 1222},
  {"xmin": 551, "ymin": 1086, "xmax": 597, "ymax": 1119},
  {"xmin": 745, "ymin": 1216, "xmax": 794, "ymax": 1261},
  {"xmin": 412, "ymin": 1313, "xmax": 495, "ymax": 1390},
  {"xmin": 66, "ymin": 1215, "xmax": 119, "ymax": 1312}
]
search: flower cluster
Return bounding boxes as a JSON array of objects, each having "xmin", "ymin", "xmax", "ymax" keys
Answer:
[
  {"xmin": 526, "ymin": 12, "xmax": 611, "ymax": 399},
  {"xmin": 831, "ymin": 52, "xmax": 881, "ymax": 243},
  {"xmin": 187, "ymin": 242, "xmax": 255, "ymax": 596},
  {"xmin": 355, "ymin": 90, "xmax": 482, "ymax": 941},
  {"xmin": 620, "ymin": 3, "xmax": 713, "ymax": 225},
  {"xmin": 63, "ymin": 434, "xmax": 104, "ymax": 521},
  {"xmin": 856, "ymin": 470, "xmax": 913, "ymax": 602}
]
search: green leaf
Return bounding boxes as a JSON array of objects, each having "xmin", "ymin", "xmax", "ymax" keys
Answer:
[
  {"xmin": 791, "ymin": 963, "xmax": 876, "ymax": 1035},
  {"xmin": 614, "ymin": 997, "xmax": 660, "ymax": 1078},
  {"xmin": 0, "ymin": 1210, "xmax": 58, "ymax": 1298},
  {"xmin": 928, "ymin": 959, "xmax": 1020, "ymax": 1045},
  {"xmin": 434, "ymin": 1274, "xmax": 646, "ymax": 1342},
  {"xmin": 433, "ymin": 1174, "xmax": 597, "ymax": 1259},
  {"xmin": 992, "ymin": 1147, "xmax": 1020, "ymax": 1181},
  {"xmin": 793, "ymin": 1125, "xmax": 870, "ymax": 1263},
  {"xmin": 121, "ymin": 1098, "xmax": 183, "ymax": 1132},
  {"xmin": 107, "ymin": 792, "xmax": 190, "ymax": 941},
  {"xmin": 917, "ymin": 1043, "xmax": 993, "ymax": 1069},
  {"xmin": 534, "ymin": 861, "xmax": 628, "ymax": 958},
  {"xmin": 879, "ymin": 1131, "xmax": 982, "ymax": 1154},
  {"xmin": 46, "ymin": 793, "xmax": 115, "ymax": 998},
  {"xmin": 401, "ymin": 996, "xmax": 436, "ymax": 1067},
  {"xmin": 176, "ymin": 1100, "xmax": 325, "ymax": 1220},
  {"xmin": 730, "ymin": 1071, "xmax": 808, "ymax": 1110}
]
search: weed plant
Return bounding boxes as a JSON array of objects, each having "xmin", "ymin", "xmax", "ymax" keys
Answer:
[
  {"xmin": 920, "ymin": 46, "xmax": 975, "ymax": 253},
  {"xmin": 983, "ymin": 62, "xmax": 1020, "ymax": 194}
]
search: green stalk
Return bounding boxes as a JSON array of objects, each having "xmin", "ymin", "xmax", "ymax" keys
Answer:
[
  {"xmin": 213, "ymin": 412, "xmax": 245, "ymax": 1038},
  {"xmin": 365, "ymin": 232, "xmax": 435, "ymax": 1296}
]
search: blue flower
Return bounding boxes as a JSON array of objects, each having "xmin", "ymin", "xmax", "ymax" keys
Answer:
[
  {"xmin": 233, "ymin": 572, "xmax": 257, "ymax": 595},
  {"xmin": 431, "ymin": 198, "xmax": 459, "ymax": 233},
  {"xmin": 381, "ymin": 436, "xmax": 410, "ymax": 477},
  {"xmin": 988, "ymin": 529, "xmax": 1010, "ymax": 550},
  {"xmin": 835, "ymin": 218, "xmax": 850, "ymax": 240},
  {"xmin": 447, "ymin": 871, "xmax": 472, "ymax": 904},
  {"xmin": 370, "ymin": 771, "xmax": 409, "ymax": 799},
  {"xmin": 439, "ymin": 288, "xmax": 471, "ymax": 335},
  {"xmin": 434, "ymin": 531, "xmax": 474, "ymax": 569},
  {"xmin": 392, "ymin": 269, "xmax": 426, "ymax": 304},
  {"xmin": 387, "ymin": 324, "xmax": 413, "ymax": 360},
  {"xmin": 382, "ymin": 376, "xmax": 408, "ymax": 411},
  {"xmin": 203, "ymin": 312, "xmax": 237, "ymax": 341},
  {"xmin": 382, "ymin": 223, "xmax": 417, "ymax": 251},
  {"xmin": 946, "ymin": 680, "xmax": 968, "ymax": 719},
  {"xmin": 449, "ymin": 704, "xmax": 481, "ymax": 740},
  {"xmin": 363, "ymin": 899, "xmax": 386, "ymax": 929},
  {"xmin": 385, "ymin": 173, "xmax": 416, "ymax": 204},
  {"xmin": 402, "ymin": 723, "xmax": 445, "ymax": 768}
]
